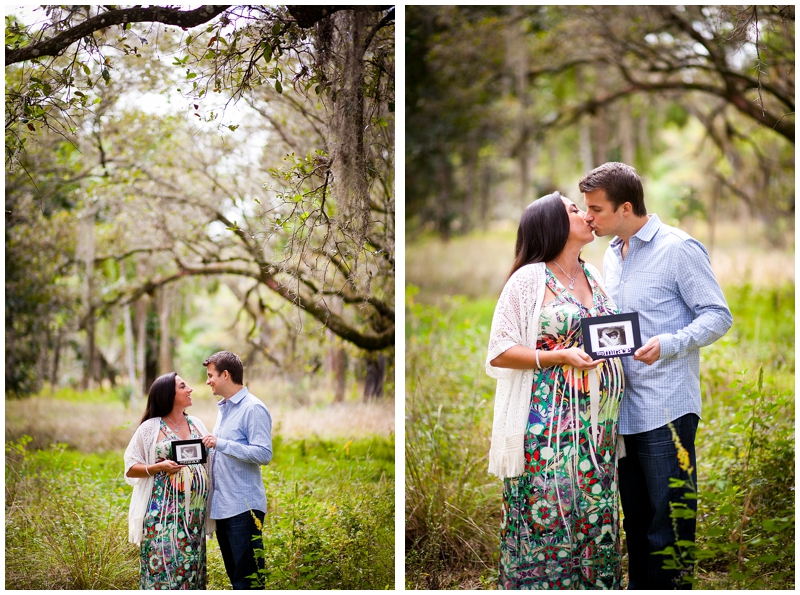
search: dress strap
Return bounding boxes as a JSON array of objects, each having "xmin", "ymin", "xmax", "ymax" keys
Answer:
[
  {"xmin": 582, "ymin": 264, "xmax": 600, "ymax": 290},
  {"xmin": 544, "ymin": 267, "xmax": 567, "ymax": 296},
  {"xmin": 160, "ymin": 417, "xmax": 180, "ymax": 440}
]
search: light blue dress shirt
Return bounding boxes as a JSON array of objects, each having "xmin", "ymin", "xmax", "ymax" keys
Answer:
[
  {"xmin": 603, "ymin": 214, "xmax": 732, "ymax": 434},
  {"xmin": 210, "ymin": 386, "xmax": 273, "ymax": 519}
]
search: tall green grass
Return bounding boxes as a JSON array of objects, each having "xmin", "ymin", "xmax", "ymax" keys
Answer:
[
  {"xmin": 5, "ymin": 432, "xmax": 394, "ymax": 590},
  {"xmin": 405, "ymin": 283, "xmax": 794, "ymax": 589}
]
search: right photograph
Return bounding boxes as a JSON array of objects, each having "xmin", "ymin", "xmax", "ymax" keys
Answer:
[{"xmin": 405, "ymin": 5, "xmax": 794, "ymax": 591}]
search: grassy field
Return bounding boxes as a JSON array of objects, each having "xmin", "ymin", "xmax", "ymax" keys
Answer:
[
  {"xmin": 5, "ymin": 391, "xmax": 395, "ymax": 590},
  {"xmin": 405, "ymin": 228, "xmax": 795, "ymax": 589}
]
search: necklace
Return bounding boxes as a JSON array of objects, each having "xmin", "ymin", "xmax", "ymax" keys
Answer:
[
  {"xmin": 165, "ymin": 414, "xmax": 184, "ymax": 432},
  {"xmin": 551, "ymin": 260, "xmax": 581, "ymax": 290}
]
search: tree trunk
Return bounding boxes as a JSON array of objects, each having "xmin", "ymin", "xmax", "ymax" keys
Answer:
[
  {"xmin": 40, "ymin": 329, "xmax": 51, "ymax": 390},
  {"xmin": 592, "ymin": 65, "xmax": 609, "ymax": 166},
  {"xmin": 708, "ymin": 179, "xmax": 718, "ymax": 256},
  {"xmin": 479, "ymin": 163, "xmax": 492, "ymax": 228},
  {"xmin": 331, "ymin": 346, "xmax": 348, "ymax": 403},
  {"xmin": 463, "ymin": 142, "xmax": 477, "ymax": 232},
  {"xmin": 328, "ymin": 296, "xmax": 347, "ymax": 403},
  {"xmin": 158, "ymin": 286, "xmax": 172, "ymax": 375},
  {"xmin": 136, "ymin": 297, "xmax": 148, "ymax": 396},
  {"xmin": 620, "ymin": 102, "xmax": 636, "ymax": 166},
  {"xmin": 638, "ymin": 114, "xmax": 651, "ymax": 161},
  {"xmin": 80, "ymin": 210, "xmax": 96, "ymax": 390},
  {"xmin": 122, "ymin": 268, "xmax": 139, "ymax": 408},
  {"xmin": 580, "ymin": 116, "xmax": 593, "ymax": 173},
  {"xmin": 363, "ymin": 353, "xmax": 386, "ymax": 401},
  {"xmin": 510, "ymin": 6, "xmax": 531, "ymax": 209},
  {"xmin": 435, "ymin": 150, "xmax": 452, "ymax": 240},
  {"xmin": 50, "ymin": 330, "xmax": 61, "ymax": 395}
]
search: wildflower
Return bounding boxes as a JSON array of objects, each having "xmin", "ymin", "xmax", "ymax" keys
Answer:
[
  {"xmin": 250, "ymin": 509, "xmax": 263, "ymax": 531},
  {"xmin": 668, "ymin": 422, "xmax": 692, "ymax": 472}
]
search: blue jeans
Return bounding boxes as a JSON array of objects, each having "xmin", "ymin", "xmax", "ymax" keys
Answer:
[
  {"xmin": 619, "ymin": 413, "xmax": 699, "ymax": 590},
  {"xmin": 215, "ymin": 509, "xmax": 265, "ymax": 590}
]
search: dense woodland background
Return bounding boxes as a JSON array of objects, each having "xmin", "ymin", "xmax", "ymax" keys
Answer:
[
  {"xmin": 6, "ymin": 5, "xmax": 395, "ymax": 402},
  {"xmin": 5, "ymin": 5, "xmax": 395, "ymax": 590},
  {"xmin": 405, "ymin": 5, "xmax": 794, "ymax": 590},
  {"xmin": 407, "ymin": 5, "xmax": 793, "ymax": 243}
]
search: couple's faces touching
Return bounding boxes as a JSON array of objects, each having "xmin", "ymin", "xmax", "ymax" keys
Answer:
[
  {"xmin": 564, "ymin": 189, "xmax": 631, "ymax": 242},
  {"xmin": 560, "ymin": 195, "xmax": 595, "ymax": 244},
  {"xmin": 583, "ymin": 188, "xmax": 629, "ymax": 238}
]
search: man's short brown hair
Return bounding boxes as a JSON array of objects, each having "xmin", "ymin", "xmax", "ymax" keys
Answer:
[
  {"xmin": 579, "ymin": 162, "xmax": 647, "ymax": 217},
  {"xmin": 203, "ymin": 350, "xmax": 244, "ymax": 385}
]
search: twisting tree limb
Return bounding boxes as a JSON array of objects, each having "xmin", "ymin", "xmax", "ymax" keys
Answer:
[{"xmin": 6, "ymin": 5, "xmax": 231, "ymax": 66}]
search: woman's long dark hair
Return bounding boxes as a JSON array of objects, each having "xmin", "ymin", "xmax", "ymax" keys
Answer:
[
  {"xmin": 507, "ymin": 191, "xmax": 583, "ymax": 281},
  {"xmin": 140, "ymin": 372, "xmax": 178, "ymax": 424}
]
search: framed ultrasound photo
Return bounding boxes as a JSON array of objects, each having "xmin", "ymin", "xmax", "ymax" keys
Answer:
[
  {"xmin": 169, "ymin": 439, "xmax": 207, "ymax": 465},
  {"xmin": 581, "ymin": 312, "xmax": 643, "ymax": 360}
]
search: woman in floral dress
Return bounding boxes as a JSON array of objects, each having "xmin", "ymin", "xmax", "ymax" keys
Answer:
[
  {"xmin": 486, "ymin": 192, "xmax": 624, "ymax": 589},
  {"xmin": 124, "ymin": 372, "xmax": 215, "ymax": 589}
]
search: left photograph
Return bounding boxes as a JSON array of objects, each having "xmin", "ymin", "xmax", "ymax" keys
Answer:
[{"xmin": 6, "ymin": 5, "xmax": 395, "ymax": 590}]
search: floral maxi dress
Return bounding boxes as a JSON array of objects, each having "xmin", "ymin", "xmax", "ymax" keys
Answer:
[
  {"xmin": 140, "ymin": 417, "xmax": 209, "ymax": 589},
  {"xmin": 499, "ymin": 265, "xmax": 624, "ymax": 590}
]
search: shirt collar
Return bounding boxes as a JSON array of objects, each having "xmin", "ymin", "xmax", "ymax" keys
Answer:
[
  {"xmin": 610, "ymin": 213, "xmax": 661, "ymax": 248},
  {"xmin": 218, "ymin": 386, "xmax": 248, "ymax": 407}
]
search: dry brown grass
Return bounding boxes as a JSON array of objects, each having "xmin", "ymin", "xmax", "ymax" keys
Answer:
[{"xmin": 6, "ymin": 394, "xmax": 395, "ymax": 454}]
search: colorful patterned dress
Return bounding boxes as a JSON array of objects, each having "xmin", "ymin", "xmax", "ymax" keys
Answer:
[
  {"xmin": 140, "ymin": 417, "xmax": 209, "ymax": 589},
  {"xmin": 499, "ymin": 265, "xmax": 624, "ymax": 590}
]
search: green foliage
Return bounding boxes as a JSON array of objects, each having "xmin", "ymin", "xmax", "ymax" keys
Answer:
[
  {"xmin": 656, "ymin": 366, "xmax": 795, "ymax": 589},
  {"xmin": 405, "ymin": 282, "xmax": 795, "ymax": 589},
  {"xmin": 6, "ymin": 433, "xmax": 395, "ymax": 590},
  {"xmin": 5, "ymin": 195, "xmax": 78, "ymax": 397},
  {"xmin": 5, "ymin": 439, "xmax": 138, "ymax": 589},
  {"xmin": 405, "ymin": 287, "xmax": 500, "ymax": 588}
]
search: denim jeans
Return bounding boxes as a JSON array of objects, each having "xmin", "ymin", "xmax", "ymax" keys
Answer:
[
  {"xmin": 215, "ymin": 509, "xmax": 265, "ymax": 590},
  {"xmin": 619, "ymin": 413, "xmax": 699, "ymax": 590}
]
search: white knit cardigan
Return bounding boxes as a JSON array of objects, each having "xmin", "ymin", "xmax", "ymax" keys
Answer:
[
  {"xmin": 123, "ymin": 416, "xmax": 216, "ymax": 545},
  {"xmin": 485, "ymin": 261, "xmax": 606, "ymax": 479}
]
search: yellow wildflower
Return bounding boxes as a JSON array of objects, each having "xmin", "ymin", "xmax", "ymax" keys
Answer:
[
  {"xmin": 668, "ymin": 422, "xmax": 691, "ymax": 472},
  {"xmin": 250, "ymin": 510, "xmax": 263, "ymax": 531}
]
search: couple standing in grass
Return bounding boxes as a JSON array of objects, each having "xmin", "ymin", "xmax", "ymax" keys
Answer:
[
  {"xmin": 486, "ymin": 162, "xmax": 732, "ymax": 589},
  {"xmin": 123, "ymin": 350, "xmax": 273, "ymax": 590}
]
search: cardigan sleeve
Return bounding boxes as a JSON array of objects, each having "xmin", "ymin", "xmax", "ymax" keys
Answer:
[
  {"xmin": 123, "ymin": 419, "xmax": 155, "ymax": 487},
  {"xmin": 486, "ymin": 264, "xmax": 546, "ymax": 379},
  {"xmin": 124, "ymin": 418, "xmax": 158, "ymax": 544}
]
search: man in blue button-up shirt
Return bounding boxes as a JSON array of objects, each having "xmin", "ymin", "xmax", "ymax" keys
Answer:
[
  {"xmin": 200, "ymin": 350, "xmax": 273, "ymax": 589},
  {"xmin": 580, "ymin": 163, "xmax": 732, "ymax": 590}
]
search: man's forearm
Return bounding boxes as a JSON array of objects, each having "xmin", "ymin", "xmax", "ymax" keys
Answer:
[
  {"xmin": 216, "ymin": 438, "xmax": 273, "ymax": 465},
  {"xmin": 659, "ymin": 306, "xmax": 733, "ymax": 359}
]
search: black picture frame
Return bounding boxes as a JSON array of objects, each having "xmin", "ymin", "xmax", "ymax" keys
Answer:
[
  {"xmin": 581, "ymin": 312, "xmax": 643, "ymax": 360},
  {"xmin": 169, "ymin": 438, "xmax": 207, "ymax": 465}
]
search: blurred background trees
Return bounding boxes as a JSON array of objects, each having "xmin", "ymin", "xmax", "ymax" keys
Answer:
[
  {"xmin": 406, "ymin": 5, "xmax": 793, "ymax": 242},
  {"xmin": 6, "ymin": 5, "xmax": 395, "ymax": 401}
]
